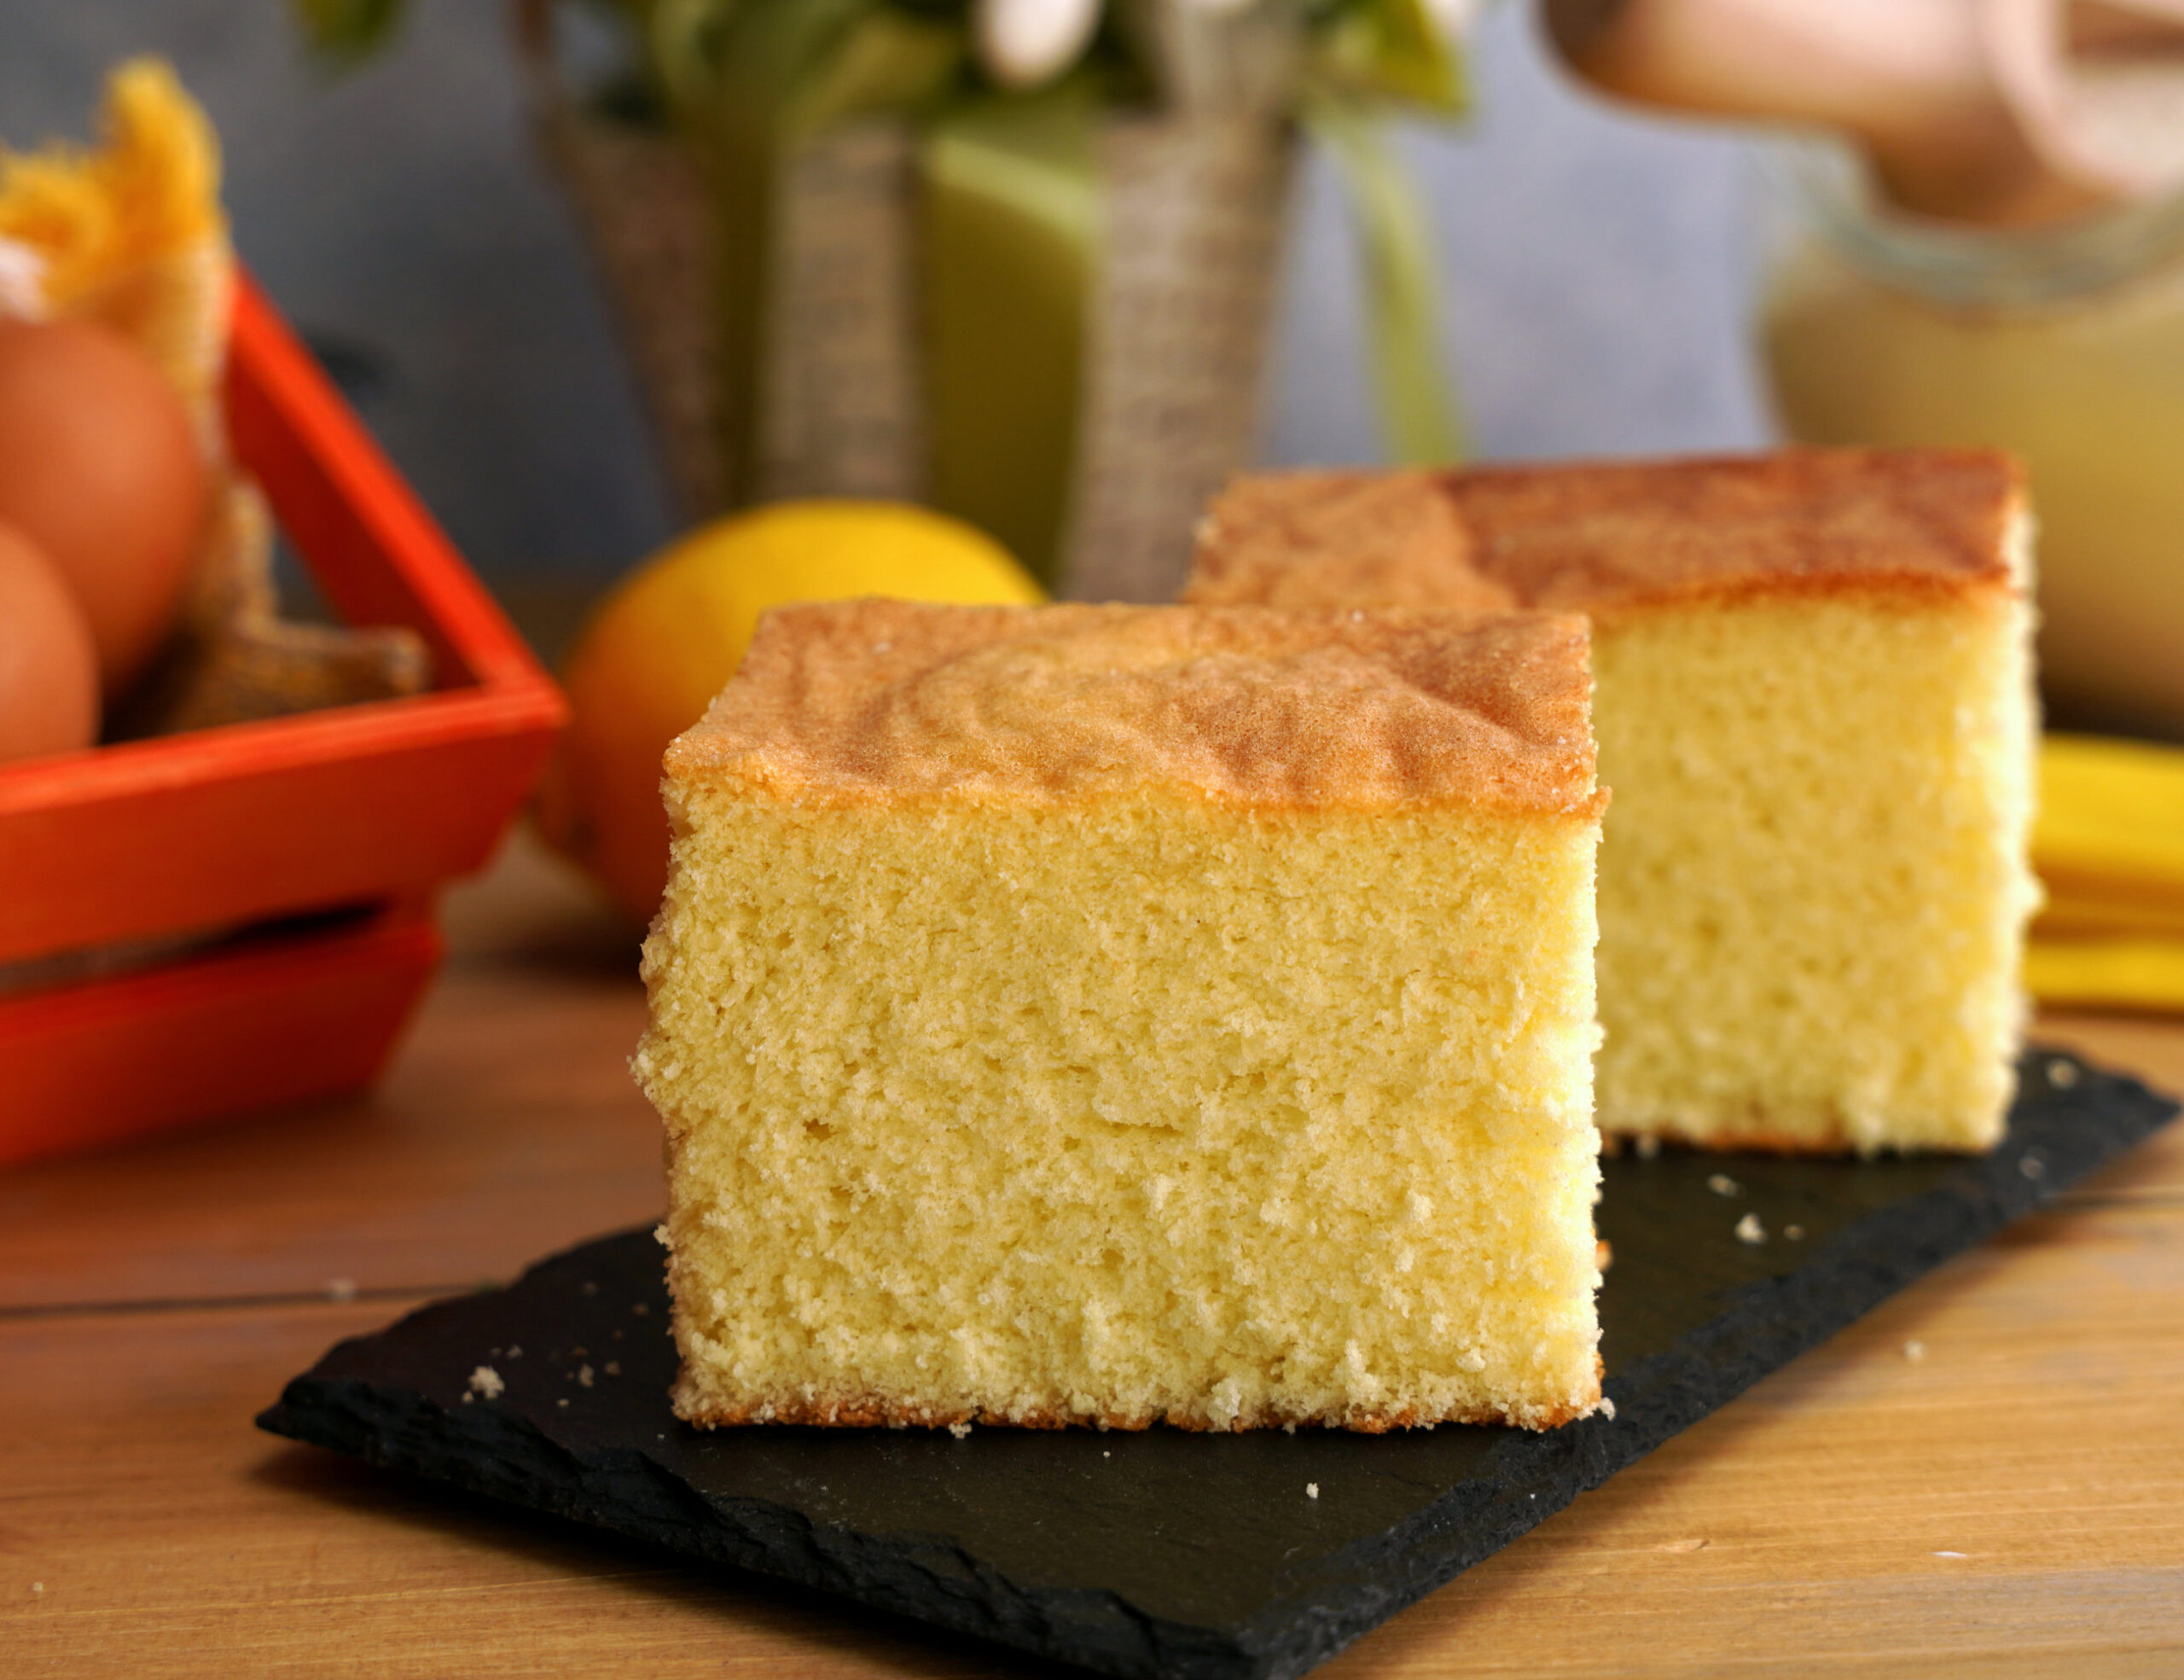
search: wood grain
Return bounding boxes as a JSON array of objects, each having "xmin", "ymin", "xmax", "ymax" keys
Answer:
[
  {"xmin": 0, "ymin": 1302, "xmax": 1046, "ymax": 1680},
  {"xmin": 3, "ymin": 834, "xmax": 2180, "ymax": 1677}
]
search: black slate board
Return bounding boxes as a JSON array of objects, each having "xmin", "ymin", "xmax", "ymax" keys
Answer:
[{"xmin": 259, "ymin": 1049, "xmax": 2175, "ymax": 1680}]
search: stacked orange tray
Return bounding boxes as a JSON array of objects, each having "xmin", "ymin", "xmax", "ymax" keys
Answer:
[{"xmin": 0, "ymin": 276, "xmax": 566, "ymax": 1169}]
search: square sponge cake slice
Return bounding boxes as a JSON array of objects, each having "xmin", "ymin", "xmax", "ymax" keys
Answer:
[
  {"xmin": 636, "ymin": 601, "xmax": 1606, "ymax": 1432},
  {"xmin": 1188, "ymin": 447, "xmax": 2041, "ymax": 1154}
]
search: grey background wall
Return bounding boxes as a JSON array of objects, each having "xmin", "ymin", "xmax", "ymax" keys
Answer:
[{"xmin": 0, "ymin": 0, "xmax": 1773, "ymax": 588}]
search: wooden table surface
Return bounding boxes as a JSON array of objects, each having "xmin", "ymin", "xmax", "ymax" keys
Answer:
[{"xmin": 6, "ymin": 834, "xmax": 2182, "ymax": 1679}]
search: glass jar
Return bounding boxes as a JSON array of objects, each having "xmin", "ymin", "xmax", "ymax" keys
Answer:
[{"xmin": 1760, "ymin": 143, "xmax": 2184, "ymax": 735}]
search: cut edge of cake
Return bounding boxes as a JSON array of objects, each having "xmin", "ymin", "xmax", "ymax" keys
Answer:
[{"xmin": 640, "ymin": 601, "xmax": 1608, "ymax": 1433}]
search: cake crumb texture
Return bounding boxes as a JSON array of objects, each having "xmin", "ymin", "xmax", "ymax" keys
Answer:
[
  {"xmin": 642, "ymin": 800, "xmax": 1603, "ymax": 1433},
  {"xmin": 1590, "ymin": 590, "xmax": 2036, "ymax": 1151}
]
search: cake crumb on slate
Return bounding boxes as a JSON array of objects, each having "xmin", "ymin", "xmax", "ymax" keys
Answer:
[
  {"xmin": 468, "ymin": 1365, "xmax": 505, "ymax": 1400},
  {"xmin": 1735, "ymin": 1212, "xmax": 1765, "ymax": 1244},
  {"xmin": 1708, "ymin": 1174, "xmax": 1741, "ymax": 1197},
  {"xmin": 1306, "ymin": 1484, "xmax": 1320, "ymax": 1500}
]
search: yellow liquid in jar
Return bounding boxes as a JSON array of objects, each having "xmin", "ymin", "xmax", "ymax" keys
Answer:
[{"xmin": 1764, "ymin": 237, "xmax": 2184, "ymax": 732}]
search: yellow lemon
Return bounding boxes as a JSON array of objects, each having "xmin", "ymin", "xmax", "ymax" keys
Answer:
[{"xmin": 535, "ymin": 500, "xmax": 1044, "ymax": 922}]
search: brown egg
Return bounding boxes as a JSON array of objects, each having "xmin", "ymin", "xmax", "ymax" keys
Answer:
[
  {"xmin": 0, "ymin": 520, "xmax": 101, "ymax": 764},
  {"xmin": 0, "ymin": 317, "xmax": 207, "ymax": 701}
]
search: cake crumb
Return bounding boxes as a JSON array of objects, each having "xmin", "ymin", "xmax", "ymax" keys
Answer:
[
  {"xmin": 1635, "ymin": 1135, "xmax": 1660, "ymax": 1160},
  {"xmin": 949, "ymin": 1421, "xmax": 973, "ymax": 1439},
  {"xmin": 1306, "ymin": 1483, "xmax": 1320, "ymax": 1499},
  {"xmin": 1902, "ymin": 1339, "xmax": 1927, "ymax": 1363},
  {"xmin": 632, "ymin": 1304, "xmax": 650, "ymax": 1317},
  {"xmin": 2047, "ymin": 1057, "xmax": 2079, "ymax": 1089},
  {"xmin": 32, "ymin": 1581, "xmax": 44, "ymax": 1595},
  {"xmin": 1708, "ymin": 1173, "xmax": 1742, "ymax": 1197},
  {"xmin": 1734, "ymin": 1212, "xmax": 1765, "ymax": 1245},
  {"xmin": 557, "ymin": 1397, "xmax": 570, "ymax": 1408},
  {"xmin": 468, "ymin": 1365, "xmax": 505, "ymax": 1400},
  {"xmin": 578, "ymin": 1363, "xmax": 595, "ymax": 1388},
  {"xmin": 1784, "ymin": 1224, "xmax": 1805, "ymax": 1241},
  {"xmin": 325, "ymin": 1277, "xmax": 357, "ymax": 1303},
  {"xmin": 582, "ymin": 1280, "xmax": 599, "ymax": 1296},
  {"xmin": 2018, "ymin": 1153, "xmax": 2046, "ymax": 1180},
  {"xmin": 506, "ymin": 1345, "xmax": 522, "ymax": 1359},
  {"xmin": 605, "ymin": 1361, "xmax": 621, "ymax": 1377},
  {"xmin": 1599, "ymin": 1397, "xmax": 1617, "ymax": 1421}
]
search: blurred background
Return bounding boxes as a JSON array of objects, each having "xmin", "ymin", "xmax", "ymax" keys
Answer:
[{"xmin": 0, "ymin": 0, "xmax": 1769, "ymax": 640}]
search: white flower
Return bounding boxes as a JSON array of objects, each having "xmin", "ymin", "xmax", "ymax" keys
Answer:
[
  {"xmin": 1418, "ymin": 0, "xmax": 1484, "ymax": 46},
  {"xmin": 974, "ymin": 0, "xmax": 1104, "ymax": 90}
]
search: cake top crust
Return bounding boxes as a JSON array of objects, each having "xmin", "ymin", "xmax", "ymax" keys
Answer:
[
  {"xmin": 667, "ymin": 600, "xmax": 1601, "ymax": 816},
  {"xmin": 1186, "ymin": 447, "xmax": 2026, "ymax": 616}
]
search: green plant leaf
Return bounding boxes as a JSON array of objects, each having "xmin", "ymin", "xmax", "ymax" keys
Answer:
[
  {"xmin": 288, "ymin": 0, "xmax": 413, "ymax": 62},
  {"xmin": 1310, "ymin": 0, "xmax": 1468, "ymax": 116}
]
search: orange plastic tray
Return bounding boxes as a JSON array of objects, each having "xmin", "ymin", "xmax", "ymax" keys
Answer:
[{"xmin": 0, "ymin": 276, "xmax": 566, "ymax": 1169}]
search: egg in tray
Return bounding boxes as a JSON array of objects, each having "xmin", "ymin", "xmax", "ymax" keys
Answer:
[
  {"xmin": 0, "ymin": 59, "xmax": 425, "ymax": 765},
  {"xmin": 0, "ymin": 64, "xmax": 563, "ymax": 1169}
]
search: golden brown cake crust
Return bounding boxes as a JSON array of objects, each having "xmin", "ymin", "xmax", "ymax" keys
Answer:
[
  {"xmin": 671, "ymin": 1363, "xmax": 1603, "ymax": 1434},
  {"xmin": 666, "ymin": 600, "xmax": 1603, "ymax": 817},
  {"xmin": 1185, "ymin": 469, "xmax": 1517, "ymax": 612},
  {"xmin": 1188, "ymin": 447, "xmax": 2026, "ymax": 616}
]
